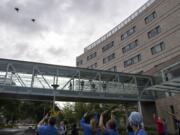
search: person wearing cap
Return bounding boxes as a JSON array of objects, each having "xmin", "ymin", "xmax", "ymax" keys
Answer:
[
  {"xmin": 80, "ymin": 112, "xmax": 100, "ymax": 135},
  {"xmin": 128, "ymin": 111, "xmax": 147, "ymax": 135}
]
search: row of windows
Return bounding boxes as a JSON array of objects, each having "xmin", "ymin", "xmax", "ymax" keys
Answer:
[
  {"xmin": 124, "ymin": 54, "xmax": 141, "ymax": 67},
  {"xmin": 124, "ymin": 42, "xmax": 165, "ymax": 67},
  {"xmin": 103, "ymin": 53, "xmax": 115, "ymax": 64},
  {"xmin": 87, "ymin": 63, "xmax": 97, "ymax": 69},
  {"xmin": 122, "ymin": 40, "xmax": 138, "ymax": 53},
  {"xmin": 79, "ymin": 39, "xmax": 164, "ymax": 67},
  {"xmin": 120, "ymin": 11, "xmax": 157, "ymax": 41},
  {"xmin": 87, "ymin": 52, "xmax": 96, "ymax": 61},
  {"xmin": 100, "ymin": 11, "xmax": 158, "ymax": 54},
  {"xmin": 121, "ymin": 26, "xmax": 136, "ymax": 40},
  {"xmin": 78, "ymin": 41, "xmax": 165, "ymax": 67},
  {"xmin": 102, "ymin": 41, "xmax": 114, "ymax": 52},
  {"xmin": 121, "ymin": 25, "xmax": 161, "ymax": 54}
]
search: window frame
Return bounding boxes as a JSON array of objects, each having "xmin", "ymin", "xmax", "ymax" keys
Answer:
[
  {"xmin": 122, "ymin": 40, "xmax": 138, "ymax": 53},
  {"xmin": 145, "ymin": 11, "xmax": 157, "ymax": 24},
  {"xmin": 121, "ymin": 26, "xmax": 136, "ymax": 40},
  {"xmin": 124, "ymin": 54, "xmax": 141, "ymax": 67},
  {"xmin": 148, "ymin": 26, "xmax": 161, "ymax": 38},
  {"xmin": 151, "ymin": 42, "xmax": 165, "ymax": 55}
]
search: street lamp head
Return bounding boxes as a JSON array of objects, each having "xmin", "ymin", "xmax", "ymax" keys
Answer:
[{"xmin": 51, "ymin": 84, "xmax": 59, "ymax": 89}]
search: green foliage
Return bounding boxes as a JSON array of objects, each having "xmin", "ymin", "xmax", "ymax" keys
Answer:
[
  {"xmin": 0, "ymin": 99, "xmax": 52, "ymax": 124},
  {"xmin": 62, "ymin": 103, "xmax": 75, "ymax": 124}
]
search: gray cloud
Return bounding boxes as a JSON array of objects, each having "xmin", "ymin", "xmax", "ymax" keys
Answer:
[
  {"xmin": 12, "ymin": 43, "xmax": 30, "ymax": 57},
  {"xmin": 48, "ymin": 46, "xmax": 67, "ymax": 56},
  {"xmin": 0, "ymin": 0, "xmax": 148, "ymax": 66}
]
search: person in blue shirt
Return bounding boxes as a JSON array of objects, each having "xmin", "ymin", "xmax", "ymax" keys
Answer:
[
  {"xmin": 38, "ymin": 115, "xmax": 58, "ymax": 135},
  {"xmin": 99, "ymin": 111, "xmax": 119, "ymax": 135},
  {"xmin": 127, "ymin": 124, "xmax": 134, "ymax": 135},
  {"xmin": 80, "ymin": 112, "xmax": 100, "ymax": 135},
  {"xmin": 128, "ymin": 112, "xmax": 147, "ymax": 135}
]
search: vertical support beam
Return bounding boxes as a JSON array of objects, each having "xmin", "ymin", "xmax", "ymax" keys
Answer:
[
  {"xmin": 53, "ymin": 75, "xmax": 55, "ymax": 84},
  {"xmin": 31, "ymin": 67, "xmax": 35, "ymax": 88},
  {"xmin": 161, "ymin": 70, "xmax": 166, "ymax": 82},
  {"xmin": 117, "ymin": 74, "xmax": 120, "ymax": 82},
  {"xmin": 78, "ymin": 71, "xmax": 81, "ymax": 91},
  {"xmin": 10, "ymin": 71, "xmax": 13, "ymax": 85},
  {"xmin": 134, "ymin": 76, "xmax": 143, "ymax": 115},
  {"xmin": 51, "ymin": 84, "xmax": 59, "ymax": 112},
  {"xmin": 134, "ymin": 76, "xmax": 139, "ymax": 96},
  {"xmin": 149, "ymin": 78, "xmax": 156, "ymax": 98},
  {"xmin": 161, "ymin": 70, "xmax": 171, "ymax": 97},
  {"xmin": 56, "ymin": 69, "xmax": 59, "ymax": 85},
  {"xmin": 73, "ymin": 77, "xmax": 74, "ymax": 91},
  {"xmin": 4, "ymin": 64, "xmax": 10, "ymax": 84},
  {"xmin": 98, "ymin": 73, "xmax": 101, "ymax": 92}
]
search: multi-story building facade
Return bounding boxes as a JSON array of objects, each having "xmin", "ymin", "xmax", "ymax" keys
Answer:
[
  {"xmin": 76, "ymin": 0, "xmax": 180, "ymax": 133},
  {"xmin": 76, "ymin": 0, "xmax": 180, "ymax": 77}
]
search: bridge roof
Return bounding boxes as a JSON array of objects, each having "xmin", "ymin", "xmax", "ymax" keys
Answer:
[{"xmin": 0, "ymin": 58, "xmax": 152, "ymax": 80}]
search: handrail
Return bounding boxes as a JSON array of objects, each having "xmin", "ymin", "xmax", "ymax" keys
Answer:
[{"xmin": 84, "ymin": 0, "xmax": 156, "ymax": 52}]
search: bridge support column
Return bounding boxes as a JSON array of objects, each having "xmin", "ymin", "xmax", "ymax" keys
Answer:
[{"xmin": 139, "ymin": 102, "xmax": 156, "ymax": 126}]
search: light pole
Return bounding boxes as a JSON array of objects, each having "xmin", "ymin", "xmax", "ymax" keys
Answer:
[{"xmin": 51, "ymin": 84, "xmax": 59, "ymax": 112}]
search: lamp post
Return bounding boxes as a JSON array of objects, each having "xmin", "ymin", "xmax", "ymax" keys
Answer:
[{"xmin": 51, "ymin": 84, "xmax": 59, "ymax": 112}]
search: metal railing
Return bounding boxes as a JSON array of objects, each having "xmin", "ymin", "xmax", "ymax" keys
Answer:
[{"xmin": 84, "ymin": 0, "xmax": 156, "ymax": 52}]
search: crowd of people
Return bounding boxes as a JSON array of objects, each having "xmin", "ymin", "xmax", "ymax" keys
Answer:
[
  {"xmin": 36, "ymin": 110, "xmax": 180, "ymax": 135},
  {"xmin": 79, "ymin": 110, "xmax": 146, "ymax": 135},
  {"xmin": 36, "ymin": 110, "xmax": 147, "ymax": 135}
]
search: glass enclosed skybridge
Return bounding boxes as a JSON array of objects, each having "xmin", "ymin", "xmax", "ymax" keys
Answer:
[{"xmin": 0, "ymin": 58, "xmax": 155, "ymax": 103}]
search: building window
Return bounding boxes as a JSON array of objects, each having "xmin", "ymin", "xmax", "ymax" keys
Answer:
[
  {"xmin": 87, "ymin": 63, "xmax": 97, "ymax": 69},
  {"xmin": 148, "ymin": 26, "xmax": 161, "ymax": 38},
  {"xmin": 151, "ymin": 42, "xmax": 165, "ymax": 55},
  {"xmin": 87, "ymin": 52, "xmax": 97, "ymax": 61},
  {"xmin": 77, "ymin": 60, "xmax": 83, "ymax": 66},
  {"xmin": 121, "ymin": 26, "xmax": 136, "ymax": 40},
  {"xmin": 103, "ymin": 53, "xmax": 115, "ymax": 64},
  {"xmin": 102, "ymin": 41, "xmax": 114, "ymax": 52},
  {"xmin": 124, "ymin": 54, "xmax": 141, "ymax": 67},
  {"xmin": 145, "ymin": 11, "xmax": 157, "ymax": 24},
  {"xmin": 108, "ymin": 66, "xmax": 117, "ymax": 72},
  {"xmin": 122, "ymin": 40, "xmax": 138, "ymax": 53}
]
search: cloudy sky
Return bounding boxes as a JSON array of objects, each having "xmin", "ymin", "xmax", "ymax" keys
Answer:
[{"xmin": 0, "ymin": 0, "xmax": 148, "ymax": 67}]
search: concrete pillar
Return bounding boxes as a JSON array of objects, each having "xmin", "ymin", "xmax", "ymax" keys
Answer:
[{"xmin": 141, "ymin": 102, "xmax": 156, "ymax": 126}]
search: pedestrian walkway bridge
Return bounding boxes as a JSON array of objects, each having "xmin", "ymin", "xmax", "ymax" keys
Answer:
[{"xmin": 0, "ymin": 58, "xmax": 155, "ymax": 103}]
